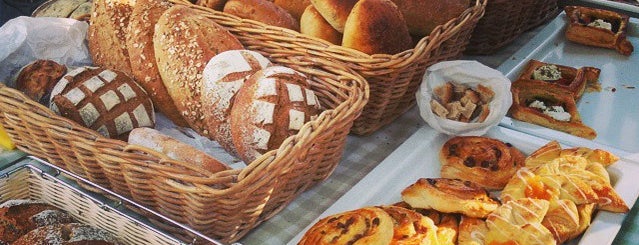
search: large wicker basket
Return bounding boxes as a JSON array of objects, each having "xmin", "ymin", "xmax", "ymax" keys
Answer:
[
  {"xmin": 465, "ymin": 0, "xmax": 559, "ymax": 55},
  {"xmin": 0, "ymin": 7, "xmax": 368, "ymax": 242}
]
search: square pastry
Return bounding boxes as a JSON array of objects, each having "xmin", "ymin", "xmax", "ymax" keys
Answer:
[
  {"xmin": 517, "ymin": 59, "xmax": 601, "ymax": 101},
  {"xmin": 564, "ymin": 5, "xmax": 634, "ymax": 56}
]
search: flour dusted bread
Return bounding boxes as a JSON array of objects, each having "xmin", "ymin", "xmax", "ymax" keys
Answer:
[
  {"xmin": 342, "ymin": 0, "xmax": 413, "ymax": 55},
  {"xmin": 12, "ymin": 223, "xmax": 121, "ymax": 245},
  {"xmin": 15, "ymin": 59, "xmax": 67, "ymax": 105},
  {"xmin": 49, "ymin": 66, "xmax": 155, "ymax": 140},
  {"xmin": 223, "ymin": 0, "xmax": 300, "ymax": 31},
  {"xmin": 201, "ymin": 50, "xmax": 272, "ymax": 155},
  {"xmin": 88, "ymin": 0, "xmax": 136, "ymax": 74},
  {"xmin": 154, "ymin": 5, "xmax": 243, "ymax": 137},
  {"xmin": 0, "ymin": 200, "xmax": 74, "ymax": 243},
  {"xmin": 127, "ymin": 0, "xmax": 188, "ymax": 126},
  {"xmin": 392, "ymin": 0, "xmax": 470, "ymax": 37},
  {"xmin": 300, "ymin": 5, "xmax": 342, "ymax": 45},
  {"xmin": 310, "ymin": 0, "xmax": 359, "ymax": 33},
  {"xmin": 230, "ymin": 66, "xmax": 322, "ymax": 163}
]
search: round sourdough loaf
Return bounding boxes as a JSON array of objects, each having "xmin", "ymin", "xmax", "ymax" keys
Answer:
[
  {"xmin": 342, "ymin": 0, "xmax": 413, "ymax": 55},
  {"xmin": 230, "ymin": 66, "xmax": 322, "ymax": 163},
  {"xmin": 0, "ymin": 199, "xmax": 75, "ymax": 244},
  {"xmin": 392, "ymin": 0, "xmax": 470, "ymax": 37},
  {"xmin": 273, "ymin": 0, "xmax": 311, "ymax": 21},
  {"xmin": 49, "ymin": 66, "xmax": 155, "ymax": 140},
  {"xmin": 15, "ymin": 59, "xmax": 67, "ymax": 105},
  {"xmin": 310, "ymin": 0, "xmax": 359, "ymax": 33},
  {"xmin": 300, "ymin": 5, "xmax": 342, "ymax": 45},
  {"xmin": 201, "ymin": 50, "xmax": 272, "ymax": 156},
  {"xmin": 126, "ymin": 0, "xmax": 188, "ymax": 126},
  {"xmin": 88, "ymin": 0, "xmax": 136, "ymax": 74},
  {"xmin": 12, "ymin": 223, "xmax": 121, "ymax": 245},
  {"xmin": 154, "ymin": 5, "xmax": 243, "ymax": 138},
  {"xmin": 223, "ymin": 0, "xmax": 300, "ymax": 31}
]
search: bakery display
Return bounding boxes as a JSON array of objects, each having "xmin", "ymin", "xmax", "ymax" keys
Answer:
[
  {"xmin": 439, "ymin": 136, "xmax": 525, "ymax": 190},
  {"xmin": 15, "ymin": 59, "xmax": 67, "ymax": 105},
  {"xmin": 430, "ymin": 81, "xmax": 494, "ymax": 123},
  {"xmin": 49, "ymin": 66, "xmax": 155, "ymax": 140},
  {"xmin": 516, "ymin": 59, "xmax": 601, "ymax": 101},
  {"xmin": 564, "ymin": 6, "xmax": 634, "ymax": 56},
  {"xmin": 223, "ymin": 0, "xmax": 300, "ymax": 31}
]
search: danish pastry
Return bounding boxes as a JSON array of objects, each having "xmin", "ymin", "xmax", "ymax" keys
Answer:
[
  {"xmin": 377, "ymin": 205, "xmax": 440, "ymax": 244},
  {"xmin": 484, "ymin": 198, "xmax": 556, "ymax": 245},
  {"xmin": 393, "ymin": 202, "xmax": 459, "ymax": 245},
  {"xmin": 457, "ymin": 215, "xmax": 487, "ymax": 245},
  {"xmin": 401, "ymin": 178, "xmax": 499, "ymax": 218},
  {"xmin": 516, "ymin": 59, "xmax": 601, "ymax": 101},
  {"xmin": 298, "ymin": 207, "xmax": 394, "ymax": 245},
  {"xmin": 541, "ymin": 199, "xmax": 580, "ymax": 244},
  {"xmin": 564, "ymin": 6, "xmax": 634, "ymax": 56},
  {"xmin": 439, "ymin": 136, "xmax": 526, "ymax": 190}
]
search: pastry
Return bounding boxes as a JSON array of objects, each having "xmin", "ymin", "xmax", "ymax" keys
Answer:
[
  {"xmin": 394, "ymin": 203, "xmax": 459, "ymax": 245},
  {"xmin": 224, "ymin": 0, "xmax": 300, "ymax": 31},
  {"xmin": 484, "ymin": 198, "xmax": 556, "ymax": 245},
  {"xmin": 509, "ymin": 78, "xmax": 597, "ymax": 139},
  {"xmin": 298, "ymin": 207, "xmax": 395, "ymax": 245},
  {"xmin": 568, "ymin": 204, "xmax": 596, "ymax": 241},
  {"xmin": 542, "ymin": 199, "xmax": 580, "ymax": 243},
  {"xmin": 300, "ymin": 5, "xmax": 343, "ymax": 45},
  {"xmin": 439, "ymin": 136, "xmax": 526, "ymax": 190},
  {"xmin": 229, "ymin": 66, "xmax": 322, "ymax": 163},
  {"xmin": 517, "ymin": 59, "xmax": 601, "ymax": 101},
  {"xmin": 88, "ymin": 0, "xmax": 135, "ymax": 74},
  {"xmin": 377, "ymin": 205, "xmax": 439, "ymax": 244},
  {"xmin": 12, "ymin": 223, "xmax": 121, "ymax": 245},
  {"xmin": 15, "ymin": 59, "xmax": 67, "ymax": 105},
  {"xmin": 401, "ymin": 178, "xmax": 500, "ymax": 218},
  {"xmin": 0, "ymin": 199, "xmax": 75, "ymax": 243},
  {"xmin": 457, "ymin": 215, "xmax": 487, "ymax": 245},
  {"xmin": 564, "ymin": 6, "xmax": 634, "ymax": 56}
]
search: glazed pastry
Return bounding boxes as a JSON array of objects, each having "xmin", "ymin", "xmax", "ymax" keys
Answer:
[
  {"xmin": 401, "ymin": 178, "xmax": 499, "ymax": 218},
  {"xmin": 457, "ymin": 215, "xmax": 487, "ymax": 245},
  {"xmin": 393, "ymin": 202, "xmax": 459, "ymax": 245},
  {"xmin": 525, "ymin": 141, "xmax": 563, "ymax": 168},
  {"xmin": 439, "ymin": 136, "xmax": 526, "ymax": 190},
  {"xmin": 568, "ymin": 204, "xmax": 596, "ymax": 241},
  {"xmin": 298, "ymin": 207, "xmax": 394, "ymax": 245},
  {"xmin": 484, "ymin": 198, "xmax": 556, "ymax": 245},
  {"xmin": 377, "ymin": 205, "xmax": 440, "ymax": 244},
  {"xmin": 564, "ymin": 6, "xmax": 634, "ymax": 56},
  {"xmin": 541, "ymin": 199, "xmax": 580, "ymax": 243},
  {"xmin": 509, "ymin": 78, "xmax": 597, "ymax": 139},
  {"xmin": 517, "ymin": 59, "xmax": 601, "ymax": 101}
]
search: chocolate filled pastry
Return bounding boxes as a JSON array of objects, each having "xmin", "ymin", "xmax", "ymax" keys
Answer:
[
  {"xmin": 517, "ymin": 59, "xmax": 601, "ymax": 101},
  {"xmin": 439, "ymin": 136, "xmax": 526, "ymax": 190},
  {"xmin": 401, "ymin": 178, "xmax": 499, "ymax": 218},
  {"xmin": 509, "ymin": 79, "xmax": 597, "ymax": 139},
  {"xmin": 564, "ymin": 6, "xmax": 634, "ymax": 56},
  {"xmin": 298, "ymin": 206, "xmax": 394, "ymax": 245}
]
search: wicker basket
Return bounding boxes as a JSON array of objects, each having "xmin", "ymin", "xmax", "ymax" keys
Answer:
[
  {"xmin": 465, "ymin": 0, "xmax": 559, "ymax": 55},
  {"xmin": 0, "ymin": 8, "xmax": 368, "ymax": 242}
]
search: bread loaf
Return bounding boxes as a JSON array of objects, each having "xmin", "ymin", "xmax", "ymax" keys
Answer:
[
  {"xmin": 12, "ymin": 223, "xmax": 121, "ymax": 245},
  {"xmin": 300, "ymin": 5, "xmax": 342, "ymax": 45},
  {"xmin": 49, "ymin": 66, "xmax": 155, "ymax": 140},
  {"xmin": 273, "ymin": 0, "xmax": 311, "ymax": 21},
  {"xmin": 154, "ymin": 5, "xmax": 243, "ymax": 137},
  {"xmin": 392, "ymin": 0, "xmax": 470, "ymax": 37},
  {"xmin": 342, "ymin": 0, "xmax": 413, "ymax": 55},
  {"xmin": 196, "ymin": 0, "xmax": 227, "ymax": 11},
  {"xmin": 127, "ymin": 0, "xmax": 188, "ymax": 126},
  {"xmin": 310, "ymin": 0, "xmax": 359, "ymax": 33},
  {"xmin": 230, "ymin": 66, "xmax": 322, "ymax": 163},
  {"xmin": 0, "ymin": 199, "xmax": 74, "ymax": 244},
  {"xmin": 223, "ymin": 0, "xmax": 300, "ymax": 31},
  {"xmin": 201, "ymin": 50, "xmax": 272, "ymax": 155},
  {"xmin": 128, "ymin": 127, "xmax": 230, "ymax": 173},
  {"xmin": 32, "ymin": 0, "xmax": 91, "ymax": 18},
  {"xmin": 88, "ymin": 0, "xmax": 136, "ymax": 74},
  {"xmin": 15, "ymin": 59, "xmax": 67, "ymax": 105}
]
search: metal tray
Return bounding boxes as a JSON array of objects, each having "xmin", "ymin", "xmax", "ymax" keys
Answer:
[
  {"xmin": 496, "ymin": 12, "xmax": 639, "ymax": 161},
  {"xmin": 289, "ymin": 126, "xmax": 639, "ymax": 245}
]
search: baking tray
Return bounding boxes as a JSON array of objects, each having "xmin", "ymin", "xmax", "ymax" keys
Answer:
[
  {"xmin": 288, "ymin": 125, "xmax": 639, "ymax": 245},
  {"xmin": 496, "ymin": 12, "xmax": 639, "ymax": 161}
]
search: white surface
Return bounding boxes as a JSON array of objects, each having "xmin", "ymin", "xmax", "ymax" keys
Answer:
[
  {"xmin": 579, "ymin": 0, "xmax": 639, "ymax": 14},
  {"xmin": 497, "ymin": 13, "xmax": 639, "ymax": 160},
  {"xmin": 288, "ymin": 126, "xmax": 639, "ymax": 245}
]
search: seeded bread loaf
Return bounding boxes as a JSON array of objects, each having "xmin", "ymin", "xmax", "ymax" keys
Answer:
[
  {"xmin": 223, "ymin": 0, "xmax": 300, "ymax": 31},
  {"xmin": 154, "ymin": 5, "xmax": 243, "ymax": 138},
  {"xmin": 300, "ymin": 5, "xmax": 342, "ymax": 45},
  {"xmin": 12, "ymin": 223, "xmax": 121, "ymax": 245},
  {"xmin": 0, "ymin": 199, "xmax": 75, "ymax": 244},
  {"xmin": 230, "ymin": 66, "xmax": 322, "ymax": 163},
  {"xmin": 88, "ymin": 0, "xmax": 136, "ymax": 74}
]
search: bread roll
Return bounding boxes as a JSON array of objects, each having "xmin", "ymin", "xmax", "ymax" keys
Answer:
[
  {"xmin": 230, "ymin": 66, "xmax": 322, "ymax": 163},
  {"xmin": 273, "ymin": 0, "xmax": 311, "ymax": 21},
  {"xmin": 127, "ymin": 0, "xmax": 188, "ymax": 126},
  {"xmin": 12, "ymin": 223, "xmax": 121, "ymax": 245},
  {"xmin": 154, "ymin": 5, "xmax": 243, "ymax": 137},
  {"xmin": 310, "ymin": 0, "xmax": 359, "ymax": 33},
  {"xmin": 49, "ymin": 66, "xmax": 155, "ymax": 140},
  {"xmin": 392, "ymin": 0, "xmax": 470, "ymax": 37},
  {"xmin": 201, "ymin": 50, "xmax": 272, "ymax": 155},
  {"xmin": 300, "ymin": 5, "xmax": 342, "ymax": 45},
  {"xmin": 88, "ymin": 0, "xmax": 136, "ymax": 74},
  {"xmin": 196, "ymin": 0, "xmax": 227, "ymax": 11},
  {"xmin": 15, "ymin": 59, "xmax": 67, "ymax": 105},
  {"xmin": 223, "ymin": 0, "xmax": 300, "ymax": 31},
  {"xmin": 0, "ymin": 200, "xmax": 74, "ymax": 244},
  {"xmin": 128, "ymin": 127, "xmax": 230, "ymax": 173},
  {"xmin": 342, "ymin": 0, "xmax": 413, "ymax": 55}
]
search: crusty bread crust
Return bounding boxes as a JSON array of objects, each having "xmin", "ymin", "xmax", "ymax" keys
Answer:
[
  {"xmin": 300, "ymin": 5, "xmax": 342, "ymax": 45},
  {"xmin": 88, "ymin": 0, "xmax": 135, "ymax": 74},
  {"xmin": 223, "ymin": 0, "xmax": 300, "ymax": 31},
  {"xmin": 392, "ymin": 0, "xmax": 470, "ymax": 37},
  {"xmin": 310, "ymin": 0, "xmax": 358, "ymax": 33},
  {"xmin": 273, "ymin": 0, "xmax": 311, "ymax": 21}
]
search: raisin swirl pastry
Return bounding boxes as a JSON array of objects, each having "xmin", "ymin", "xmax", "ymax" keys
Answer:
[
  {"xmin": 298, "ymin": 207, "xmax": 394, "ymax": 245},
  {"xmin": 439, "ymin": 136, "xmax": 526, "ymax": 190}
]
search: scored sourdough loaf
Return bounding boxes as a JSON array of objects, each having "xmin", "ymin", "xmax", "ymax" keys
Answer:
[
  {"xmin": 154, "ymin": 5, "xmax": 244, "ymax": 137},
  {"xmin": 49, "ymin": 66, "xmax": 155, "ymax": 140},
  {"xmin": 223, "ymin": 0, "xmax": 300, "ymax": 31},
  {"xmin": 88, "ymin": 0, "xmax": 136, "ymax": 74},
  {"xmin": 201, "ymin": 50, "xmax": 272, "ymax": 156},
  {"xmin": 230, "ymin": 66, "xmax": 322, "ymax": 163},
  {"xmin": 300, "ymin": 5, "xmax": 343, "ymax": 45},
  {"xmin": 392, "ymin": 0, "xmax": 470, "ymax": 37},
  {"xmin": 342, "ymin": 0, "xmax": 413, "ymax": 55},
  {"xmin": 126, "ymin": 0, "xmax": 188, "ymax": 126},
  {"xmin": 310, "ymin": 0, "xmax": 359, "ymax": 33}
]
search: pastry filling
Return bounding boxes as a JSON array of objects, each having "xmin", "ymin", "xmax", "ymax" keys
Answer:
[
  {"xmin": 528, "ymin": 100, "xmax": 571, "ymax": 121},
  {"xmin": 532, "ymin": 64, "xmax": 562, "ymax": 81},
  {"xmin": 588, "ymin": 19, "xmax": 613, "ymax": 31}
]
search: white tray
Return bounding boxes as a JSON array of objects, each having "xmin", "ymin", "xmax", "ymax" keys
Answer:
[
  {"xmin": 288, "ymin": 126, "xmax": 639, "ymax": 245},
  {"xmin": 496, "ymin": 12, "xmax": 639, "ymax": 160}
]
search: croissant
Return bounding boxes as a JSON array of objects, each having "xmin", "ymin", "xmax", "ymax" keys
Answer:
[{"xmin": 564, "ymin": 6, "xmax": 634, "ymax": 56}]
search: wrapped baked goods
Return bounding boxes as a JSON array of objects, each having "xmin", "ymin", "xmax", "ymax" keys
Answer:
[
  {"xmin": 417, "ymin": 60, "xmax": 512, "ymax": 136},
  {"xmin": 564, "ymin": 6, "xmax": 634, "ymax": 56},
  {"xmin": 49, "ymin": 66, "xmax": 155, "ymax": 140},
  {"xmin": 224, "ymin": 0, "xmax": 300, "ymax": 31},
  {"xmin": 439, "ymin": 136, "xmax": 525, "ymax": 190},
  {"xmin": 15, "ymin": 59, "xmax": 67, "ymax": 105}
]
